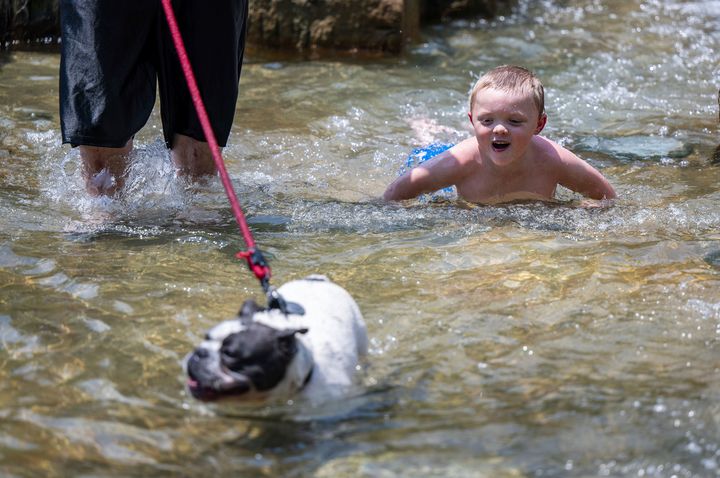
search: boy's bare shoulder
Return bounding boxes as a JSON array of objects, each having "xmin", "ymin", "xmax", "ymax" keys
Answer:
[
  {"xmin": 419, "ymin": 138, "xmax": 479, "ymax": 175},
  {"xmin": 530, "ymin": 135, "xmax": 583, "ymax": 168},
  {"xmin": 532, "ymin": 136, "xmax": 617, "ymax": 199},
  {"xmin": 531, "ymin": 135, "xmax": 566, "ymax": 157},
  {"xmin": 447, "ymin": 137, "xmax": 481, "ymax": 164}
]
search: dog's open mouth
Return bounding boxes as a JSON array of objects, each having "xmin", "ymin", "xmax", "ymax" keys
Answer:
[
  {"xmin": 186, "ymin": 359, "xmax": 253, "ymax": 401},
  {"xmin": 187, "ymin": 378, "xmax": 219, "ymax": 401},
  {"xmin": 187, "ymin": 376, "xmax": 253, "ymax": 401},
  {"xmin": 492, "ymin": 140, "xmax": 511, "ymax": 152}
]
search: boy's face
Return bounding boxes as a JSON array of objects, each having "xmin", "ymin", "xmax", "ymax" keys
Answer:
[{"xmin": 469, "ymin": 87, "xmax": 547, "ymax": 167}]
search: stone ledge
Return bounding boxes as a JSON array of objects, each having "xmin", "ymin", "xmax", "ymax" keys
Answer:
[{"xmin": 0, "ymin": 0, "xmax": 515, "ymax": 54}]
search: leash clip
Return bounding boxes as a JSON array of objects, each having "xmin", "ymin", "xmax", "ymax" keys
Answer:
[
  {"xmin": 236, "ymin": 248, "xmax": 272, "ymax": 291},
  {"xmin": 236, "ymin": 249, "xmax": 304, "ymax": 316},
  {"xmin": 267, "ymin": 286, "xmax": 305, "ymax": 316}
]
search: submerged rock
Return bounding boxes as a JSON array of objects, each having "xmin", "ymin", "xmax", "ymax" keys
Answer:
[
  {"xmin": 712, "ymin": 144, "xmax": 720, "ymax": 165},
  {"xmin": 705, "ymin": 250, "xmax": 720, "ymax": 269},
  {"xmin": 577, "ymin": 135, "xmax": 693, "ymax": 161}
]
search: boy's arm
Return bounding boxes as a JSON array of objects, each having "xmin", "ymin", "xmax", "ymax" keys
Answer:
[
  {"xmin": 551, "ymin": 142, "xmax": 616, "ymax": 200},
  {"xmin": 383, "ymin": 143, "xmax": 471, "ymax": 201}
]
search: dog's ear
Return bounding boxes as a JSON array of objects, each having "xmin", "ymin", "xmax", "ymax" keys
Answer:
[
  {"xmin": 276, "ymin": 327, "xmax": 309, "ymax": 355},
  {"xmin": 238, "ymin": 299, "xmax": 264, "ymax": 319},
  {"xmin": 277, "ymin": 327, "xmax": 309, "ymax": 339}
]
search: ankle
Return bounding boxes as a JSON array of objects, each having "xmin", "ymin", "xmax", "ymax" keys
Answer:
[
  {"xmin": 171, "ymin": 134, "xmax": 217, "ymax": 179},
  {"xmin": 79, "ymin": 143, "xmax": 132, "ymax": 197}
]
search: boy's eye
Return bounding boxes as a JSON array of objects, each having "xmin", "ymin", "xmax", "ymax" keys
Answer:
[
  {"xmin": 509, "ymin": 119, "xmax": 524, "ymax": 125},
  {"xmin": 480, "ymin": 119, "xmax": 493, "ymax": 126}
]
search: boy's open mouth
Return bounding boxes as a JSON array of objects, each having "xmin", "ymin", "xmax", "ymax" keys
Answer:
[{"xmin": 492, "ymin": 140, "xmax": 511, "ymax": 152}]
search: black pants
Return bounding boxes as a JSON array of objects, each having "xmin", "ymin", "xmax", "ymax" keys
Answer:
[{"xmin": 59, "ymin": 0, "xmax": 248, "ymax": 148}]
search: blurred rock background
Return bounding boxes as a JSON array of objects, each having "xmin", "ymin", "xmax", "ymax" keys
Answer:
[{"xmin": 0, "ymin": 0, "xmax": 514, "ymax": 54}]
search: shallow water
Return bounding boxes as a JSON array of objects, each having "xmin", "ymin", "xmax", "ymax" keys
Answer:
[{"xmin": 1, "ymin": 0, "xmax": 720, "ymax": 476}]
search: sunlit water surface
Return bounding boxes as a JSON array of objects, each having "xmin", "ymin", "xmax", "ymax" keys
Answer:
[{"xmin": 1, "ymin": 0, "xmax": 719, "ymax": 476}]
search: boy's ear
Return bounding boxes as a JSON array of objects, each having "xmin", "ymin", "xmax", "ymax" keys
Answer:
[
  {"xmin": 468, "ymin": 111, "xmax": 474, "ymax": 125},
  {"xmin": 535, "ymin": 114, "xmax": 547, "ymax": 134}
]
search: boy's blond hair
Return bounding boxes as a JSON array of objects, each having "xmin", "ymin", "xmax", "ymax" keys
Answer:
[{"xmin": 469, "ymin": 65, "xmax": 545, "ymax": 118}]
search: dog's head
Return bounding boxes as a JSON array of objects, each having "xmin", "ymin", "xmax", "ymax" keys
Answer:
[{"xmin": 185, "ymin": 300, "xmax": 309, "ymax": 402}]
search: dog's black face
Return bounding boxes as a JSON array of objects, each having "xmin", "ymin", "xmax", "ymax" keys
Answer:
[{"xmin": 186, "ymin": 300, "xmax": 308, "ymax": 402}]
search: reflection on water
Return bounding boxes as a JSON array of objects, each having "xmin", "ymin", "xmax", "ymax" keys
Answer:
[{"xmin": 1, "ymin": 0, "xmax": 720, "ymax": 476}]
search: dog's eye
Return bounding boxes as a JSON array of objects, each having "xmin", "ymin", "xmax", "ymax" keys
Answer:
[
  {"xmin": 221, "ymin": 349, "xmax": 247, "ymax": 370},
  {"xmin": 220, "ymin": 340, "xmax": 247, "ymax": 367},
  {"xmin": 221, "ymin": 347, "xmax": 239, "ymax": 360}
]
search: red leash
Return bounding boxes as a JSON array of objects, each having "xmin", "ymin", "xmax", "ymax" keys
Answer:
[{"xmin": 160, "ymin": 0, "xmax": 271, "ymax": 291}]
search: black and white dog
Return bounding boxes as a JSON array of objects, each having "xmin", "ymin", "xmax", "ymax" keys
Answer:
[{"xmin": 185, "ymin": 275, "xmax": 367, "ymax": 406}]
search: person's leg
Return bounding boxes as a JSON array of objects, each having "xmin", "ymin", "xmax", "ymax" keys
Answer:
[
  {"xmin": 79, "ymin": 140, "xmax": 133, "ymax": 197},
  {"xmin": 170, "ymin": 133, "xmax": 216, "ymax": 179},
  {"xmin": 158, "ymin": 0, "xmax": 248, "ymax": 180},
  {"xmin": 59, "ymin": 0, "xmax": 158, "ymax": 196},
  {"xmin": 79, "ymin": 143, "xmax": 133, "ymax": 197}
]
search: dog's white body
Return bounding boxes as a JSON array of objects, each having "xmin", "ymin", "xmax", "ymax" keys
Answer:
[{"xmin": 187, "ymin": 275, "xmax": 367, "ymax": 406}]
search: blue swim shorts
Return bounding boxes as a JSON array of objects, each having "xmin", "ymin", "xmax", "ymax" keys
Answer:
[{"xmin": 402, "ymin": 143, "xmax": 456, "ymax": 201}]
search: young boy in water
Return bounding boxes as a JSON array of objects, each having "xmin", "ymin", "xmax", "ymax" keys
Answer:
[{"xmin": 383, "ymin": 65, "xmax": 616, "ymax": 204}]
